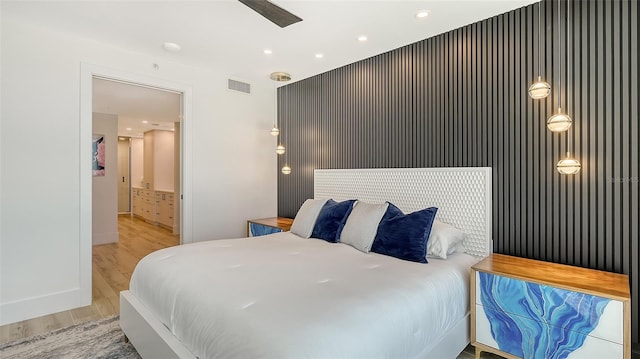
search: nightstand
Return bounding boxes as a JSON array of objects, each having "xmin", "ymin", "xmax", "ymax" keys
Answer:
[
  {"xmin": 247, "ymin": 217, "xmax": 293, "ymax": 237},
  {"xmin": 471, "ymin": 253, "xmax": 631, "ymax": 359}
]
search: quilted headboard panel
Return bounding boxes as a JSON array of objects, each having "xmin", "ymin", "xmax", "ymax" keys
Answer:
[{"xmin": 314, "ymin": 167, "xmax": 492, "ymax": 257}]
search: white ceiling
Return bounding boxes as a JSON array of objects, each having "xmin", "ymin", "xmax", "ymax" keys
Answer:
[
  {"xmin": 5, "ymin": 0, "xmax": 536, "ymax": 135},
  {"xmin": 4, "ymin": 0, "xmax": 536, "ymax": 86},
  {"xmin": 93, "ymin": 78, "xmax": 180, "ymax": 137}
]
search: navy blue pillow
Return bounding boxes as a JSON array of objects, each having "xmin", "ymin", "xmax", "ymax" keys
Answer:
[
  {"xmin": 311, "ymin": 199, "xmax": 356, "ymax": 242},
  {"xmin": 371, "ymin": 203, "xmax": 438, "ymax": 263}
]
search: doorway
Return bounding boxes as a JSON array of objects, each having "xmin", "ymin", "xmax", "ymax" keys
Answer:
[
  {"xmin": 80, "ymin": 62, "xmax": 193, "ymax": 309},
  {"xmin": 93, "ymin": 77, "xmax": 182, "ymax": 238}
]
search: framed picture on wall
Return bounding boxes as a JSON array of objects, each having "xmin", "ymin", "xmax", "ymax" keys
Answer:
[{"xmin": 92, "ymin": 134, "xmax": 105, "ymax": 177}]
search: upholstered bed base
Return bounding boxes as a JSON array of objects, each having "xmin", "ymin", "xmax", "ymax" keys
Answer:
[{"xmin": 120, "ymin": 290, "xmax": 470, "ymax": 359}]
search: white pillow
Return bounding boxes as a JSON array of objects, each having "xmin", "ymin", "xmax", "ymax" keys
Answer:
[
  {"xmin": 426, "ymin": 220, "xmax": 465, "ymax": 259},
  {"xmin": 290, "ymin": 198, "xmax": 329, "ymax": 238},
  {"xmin": 340, "ymin": 201, "xmax": 389, "ymax": 253}
]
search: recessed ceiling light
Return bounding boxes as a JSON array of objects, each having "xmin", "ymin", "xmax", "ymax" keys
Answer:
[
  {"xmin": 315, "ymin": 53, "xmax": 324, "ymax": 59},
  {"xmin": 126, "ymin": 127, "xmax": 132, "ymax": 131},
  {"xmin": 264, "ymin": 49, "xmax": 273, "ymax": 54},
  {"xmin": 142, "ymin": 120, "xmax": 149, "ymax": 124},
  {"xmin": 416, "ymin": 10, "xmax": 430, "ymax": 19},
  {"xmin": 358, "ymin": 35, "xmax": 368, "ymax": 42},
  {"xmin": 163, "ymin": 42, "xmax": 181, "ymax": 52}
]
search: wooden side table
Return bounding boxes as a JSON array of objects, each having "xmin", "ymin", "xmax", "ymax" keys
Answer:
[
  {"xmin": 471, "ymin": 253, "xmax": 631, "ymax": 359},
  {"xmin": 247, "ymin": 217, "xmax": 293, "ymax": 237}
]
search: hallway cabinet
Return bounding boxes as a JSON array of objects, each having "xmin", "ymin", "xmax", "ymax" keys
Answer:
[
  {"xmin": 132, "ymin": 186, "xmax": 174, "ymax": 229},
  {"xmin": 132, "ymin": 129, "xmax": 176, "ymax": 230},
  {"xmin": 155, "ymin": 191, "xmax": 174, "ymax": 227}
]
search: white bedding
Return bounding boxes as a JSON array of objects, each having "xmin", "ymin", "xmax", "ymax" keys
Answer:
[{"xmin": 129, "ymin": 232, "xmax": 480, "ymax": 359}]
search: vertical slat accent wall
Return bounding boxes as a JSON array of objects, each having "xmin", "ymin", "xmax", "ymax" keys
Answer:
[{"xmin": 277, "ymin": 0, "xmax": 639, "ymax": 345}]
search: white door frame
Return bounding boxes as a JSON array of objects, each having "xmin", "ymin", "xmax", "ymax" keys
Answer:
[{"xmin": 80, "ymin": 63, "xmax": 193, "ymax": 305}]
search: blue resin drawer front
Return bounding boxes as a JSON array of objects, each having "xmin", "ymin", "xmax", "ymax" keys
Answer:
[
  {"xmin": 249, "ymin": 223, "xmax": 282, "ymax": 237},
  {"xmin": 475, "ymin": 271, "xmax": 624, "ymax": 358},
  {"xmin": 476, "ymin": 305, "xmax": 623, "ymax": 359}
]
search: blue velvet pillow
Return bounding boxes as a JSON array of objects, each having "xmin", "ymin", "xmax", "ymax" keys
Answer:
[
  {"xmin": 371, "ymin": 203, "xmax": 438, "ymax": 263},
  {"xmin": 311, "ymin": 199, "xmax": 356, "ymax": 242}
]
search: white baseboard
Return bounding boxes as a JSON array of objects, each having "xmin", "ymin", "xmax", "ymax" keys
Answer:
[
  {"xmin": 0, "ymin": 287, "xmax": 89, "ymax": 325},
  {"xmin": 92, "ymin": 231, "xmax": 119, "ymax": 245}
]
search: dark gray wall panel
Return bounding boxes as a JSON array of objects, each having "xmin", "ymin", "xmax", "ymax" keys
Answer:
[{"xmin": 277, "ymin": 0, "xmax": 639, "ymax": 345}]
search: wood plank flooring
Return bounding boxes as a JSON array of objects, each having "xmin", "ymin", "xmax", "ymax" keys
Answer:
[{"xmin": 0, "ymin": 215, "xmax": 179, "ymax": 345}]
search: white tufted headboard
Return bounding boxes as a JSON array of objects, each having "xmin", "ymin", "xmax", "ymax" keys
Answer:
[{"xmin": 314, "ymin": 167, "xmax": 493, "ymax": 257}]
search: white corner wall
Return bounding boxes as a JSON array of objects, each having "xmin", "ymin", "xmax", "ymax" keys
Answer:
[
  {"xmin": 131, "ymin": 138, "xmax": 144, "ymax": 188},
  {"xmin": 152, "ymin": 130, "xmax": 175, "ymax": 192},
  {"xmin": 92, "ymin": 113, "xmax": 119, "ymax": 245},
  {"xmin": 0, "ymin": 16, "xmax": 277, "ymax": 324}
]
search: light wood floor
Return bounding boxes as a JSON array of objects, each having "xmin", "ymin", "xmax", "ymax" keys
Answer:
[{"xmin": 0, "ymin": 215, "xmax": 179, "ymax": 345}]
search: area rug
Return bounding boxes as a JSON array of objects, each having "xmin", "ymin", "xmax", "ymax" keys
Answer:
[{"xmin": 0, "ymin": 315, "xmax": 141, "ymax": 359}]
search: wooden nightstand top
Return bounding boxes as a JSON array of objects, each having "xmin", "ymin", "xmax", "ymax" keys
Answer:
[
  {"xmin": 472, "ymin": 253, "xmax": 630, "ymax": 301},
  {"xmin": 247, "ymin": 217, "xmax": 293, "ymax": 231}
]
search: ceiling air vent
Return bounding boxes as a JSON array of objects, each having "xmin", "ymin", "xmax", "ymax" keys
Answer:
[{"xmin": 228, "ymin": 79, "xmax": 251, "ymax": 94}]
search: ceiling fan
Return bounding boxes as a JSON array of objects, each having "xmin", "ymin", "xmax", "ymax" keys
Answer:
[{"xmin": 238, "ymin": 0, "xmax": 302, "ymax": 28}]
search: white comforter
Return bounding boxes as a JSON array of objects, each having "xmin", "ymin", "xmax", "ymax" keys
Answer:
[{"xmin": 129, "ymin": 232, "xmax": 479, "ymax": 359}]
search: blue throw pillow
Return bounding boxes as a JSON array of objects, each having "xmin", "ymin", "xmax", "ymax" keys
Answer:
[
  {"xmin": 371, "ymin": 203, "xmax": 438, "ymax": 263},
  {"xmin": 311, "ymin": 199, "xmax": 356, "ymax": 242}
]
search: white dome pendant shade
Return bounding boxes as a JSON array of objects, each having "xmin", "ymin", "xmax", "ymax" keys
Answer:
[
  {"xmin": 281, "ymin": 165, "xmax": 292, "ymax": 175},
  {"xmin": 270, "ymin": 127, "xmax": 280, "ymax": 136},
  {"xmin": 547, "ymin": 108, "xmax": 572, "ymax": 132},
  {"xmin": 529, "ymin": 76, "xmax": 551, "ymax": 99},
  {"xmin": 276, "ymin": 145, "xmax": 286, "ymax": 155},
  {"xmin": 557, "ymin": 152, "xmax": 581, "ymax": 174}
]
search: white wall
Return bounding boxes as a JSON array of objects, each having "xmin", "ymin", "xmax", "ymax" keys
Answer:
[
  {"xmin": 0, "ymin": 16, "xmax": 278, "ymax": 324},
  {"xmin": 131, "ymin": 138, "xmax": 144, "ymax": 188},
  {"xmin": 152, "ymin": 130, "xmax": 175, "ymax": 192},
  {"xmin": 92, "ymin": 113, "xmax": 119, "ymax": 245}
]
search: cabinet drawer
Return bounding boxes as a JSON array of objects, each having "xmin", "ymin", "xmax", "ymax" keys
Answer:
[
  {"xmin": 476, "ymin": 272, "xmax": 624, "ymax": 344},
  {"xmin": 156, "ymin": 212, "xmax": 173, "ymax": 226},
  {"xmin": 475, "ymin": 304, "xmax": 623, "ymax": 358},
  {"xmin": 155, "ymin": 191, "xmax": 174, "ymax": 201}
]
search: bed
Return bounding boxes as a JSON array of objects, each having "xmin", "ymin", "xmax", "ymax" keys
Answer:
[{"xmin": 120, "ymin": 167, "xmax": 493, "ymax": 359}]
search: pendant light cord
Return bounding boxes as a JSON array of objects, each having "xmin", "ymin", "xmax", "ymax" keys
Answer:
[
  {"xmin": 567, "ymin": 0, "xmax": 572, "ymax": 153},
  {"xmin": 284, "ymin": 86, "xmax": 288, "ymax": 165},
  {"xmin": 274, "ymin": 83, "xmax": 278, "ymax": 129},
  {"xmin": 557, "ymin": 0, "xmax": 562, "ymax": 110},
  {"xmin": 537, "ymin": 1, "xmax": 541, "ymax": 76}
]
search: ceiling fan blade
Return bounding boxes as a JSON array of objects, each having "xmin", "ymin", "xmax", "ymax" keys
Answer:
[{"xmin": 238, "ymin": 0, "xmax": 302, "ymax": 28}]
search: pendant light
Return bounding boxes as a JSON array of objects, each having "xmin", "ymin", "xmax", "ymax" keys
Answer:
[
  {"xmin": 556, "ymin": 1, "xmax": 580, "ymax": 175},
  {"xmin": 281, "ymin": 85, "xmax": 292, "ymax": 175},
  {"xmin": 547, "ymin": 0, "xmax": 571, "ymax": 132},
  {"xmin": 557, "ymin": 152, "xmax": 581, "ymax": 174},
  {"xmin": 529, "ymin": 2, "xmax": 551, "ymax": 99}
]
